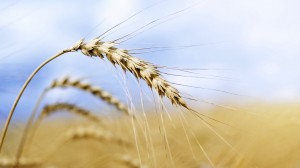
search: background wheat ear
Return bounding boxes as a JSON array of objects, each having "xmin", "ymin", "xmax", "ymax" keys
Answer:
[
  {"xmin": 50, "ymin": 76, "xmax": 133, "ymax": 117},
  {"xmin": 23, "ymin": 102, "xmax": 104, "ymax": 154},
  {"xmin": 38, "ymin": 103, "xmax": 102, "ymax": 123},
  {"xmin": 14, "ymin": 75, "xmax": 132, "ymax": 163},
  {"xmin": 63, "ymin": 125, "xmax": 132, "ymax": 147}
]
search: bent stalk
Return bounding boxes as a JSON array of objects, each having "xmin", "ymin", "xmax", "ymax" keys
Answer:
[{"xmin": 0, "ymin": 47, "xmax": 78, "ymax": 152}]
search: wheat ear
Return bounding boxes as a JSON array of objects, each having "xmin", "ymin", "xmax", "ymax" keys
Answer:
[
  {"xmin": 42, "ymin": 125, "xmax": 131, "ymax": 160},
  {"xmin": 19, "ymin": 103, "xmax": 104, "ymax": 161},
  {"xmin": 63, "ymin": 125, "xmax": 132, "ymax": 147},
  {"xmin": 35, "ymin": 124, "xmax": 132, "ymax": 164},
  {"xmin": 26, "ymin": 103, "xmax": 103, "ymax": 151},
  {"xmin": 38, "ymin": 103, "xmax": 102, "ymax": 122},
  {"xmin": 50, "ymin": 76, "xmax": 132, "ymax": 116},
  {"xmin": 78, "ymin": 38, "xmax": 188, "ymax": 109}
]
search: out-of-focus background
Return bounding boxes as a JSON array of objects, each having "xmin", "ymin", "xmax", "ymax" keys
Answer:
[{"xmin": 0, "ymin": 0, "xmax": 300, "ymax": 120}]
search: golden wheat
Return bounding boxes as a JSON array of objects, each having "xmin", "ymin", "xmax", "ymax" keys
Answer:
[
  {"xmin": 1, "ymin": 34, "xmax": 189, "ymax": 149},
  {"xmin": 13, "ymin": 75, "xmax": 136, "ymax": 164},
  {"xmin": 49, "ymin": 76, "xmax": 132, "ymax": 116},
  {"xmin": 38, "ymin": 103, "xmax": 102, "ymax": 123},
  {"xmin": 78, "ymin": 38, "xmax": 188, "ymax": 109}
]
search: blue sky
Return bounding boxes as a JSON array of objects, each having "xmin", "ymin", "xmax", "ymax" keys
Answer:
[{"xmin": 0, "ymin": 0, "xmax": 300, "ymax": 120}]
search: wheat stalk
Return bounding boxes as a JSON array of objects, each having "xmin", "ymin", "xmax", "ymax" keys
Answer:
[
  {"xmin": 0, "ymin": 45, "xmax": 80, "ymax": 151},
  {"xmin": 50, "ymin": 76, "xmax": 132, "ymax": 116}
]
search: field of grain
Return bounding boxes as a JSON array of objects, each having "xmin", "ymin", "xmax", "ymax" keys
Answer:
[{"xmin": 1, "ymin": 104, "xmax": 300, "ymax": 168}]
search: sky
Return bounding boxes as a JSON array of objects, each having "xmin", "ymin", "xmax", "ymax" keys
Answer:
[{"xmin": 0, "ymin": 0, "xmax": 300, "ymax": 120}]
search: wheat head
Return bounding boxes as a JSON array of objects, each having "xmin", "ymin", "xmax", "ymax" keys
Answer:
[
  {"xmin": 39, "ymin": 103, "xmax": 102, "ymax": 123},
  {"xmin": 77, "ymin": 38, "xmax": 188, "ymax": 109},
  {"xmin": 49, "ymin": 76, "xmax": 132, "ymax": 116},
  {"xmin": 63, "ymin": 125, "xmax": 132, "ymax": 147}
]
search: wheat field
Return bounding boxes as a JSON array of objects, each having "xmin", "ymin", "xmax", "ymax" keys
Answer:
[
  {"xmin": 1, "ymin": 1, "xmax": 300, "ymax": 168},
  {"xmin": 2, "ymin": 104, "xmax": 300, "ymax": 168}
]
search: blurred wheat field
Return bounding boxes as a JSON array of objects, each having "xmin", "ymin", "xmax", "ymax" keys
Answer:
[
  {"xmin": 1, "ymin": 104, "xmax": 300, "ymax": 168},
  {"xmin": 1, "ymin": 1, "xmax": 300, "ymax": 168}
]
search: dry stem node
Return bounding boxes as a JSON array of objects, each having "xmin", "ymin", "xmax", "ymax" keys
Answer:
[{"xmin": 77, "ymin": 38, "xmax": 188, "ymax": 109}]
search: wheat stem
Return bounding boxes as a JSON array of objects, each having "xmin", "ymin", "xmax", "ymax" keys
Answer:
[
  {"xmin": 14, "ymin": 90, "xmax": 47, "ymax": 167},
  {"xmin": 0, "ymin": 46, "xmax": 79, "ymax": 153}
]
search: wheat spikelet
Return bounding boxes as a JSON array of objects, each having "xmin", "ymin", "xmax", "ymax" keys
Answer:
[
  {"xmin": 63, "ymin": 125, "xmax": 132, "ymax": 147},
  {"xmin": 0, "ymin": 156, "xmax": 41, "ymax": 168},
  {"xmin": 77, "ymin": 38, "xmax": 188, "ymax": 109},
  {"xmin": 38, "ymin": 103, "xmax": 101, "ymax": 123},
  {"xmin": 49, "ymin": 76, "xmax": 132, "ymax": 116}
]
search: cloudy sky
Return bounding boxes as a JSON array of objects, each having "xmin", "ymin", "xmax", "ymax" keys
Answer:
[{"xmin": 0, "ymin": 0, "xmax": 300, "ymax": 119}]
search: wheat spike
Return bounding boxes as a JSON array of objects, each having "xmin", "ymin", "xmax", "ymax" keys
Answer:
[
  {"xmin": 77, "ymin": 38, "xmax": 188, "ymax": 109},
  {"xmin": 49, "ymin": 77, "xmax": 132, "ymax": 116},
  {"xmin": 39, "ymin": 103, "xmax": 102, "ymax": 123},
  {"xmin": 64, "ymin": 125, "xmax": 132, "ymax": 147}
]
